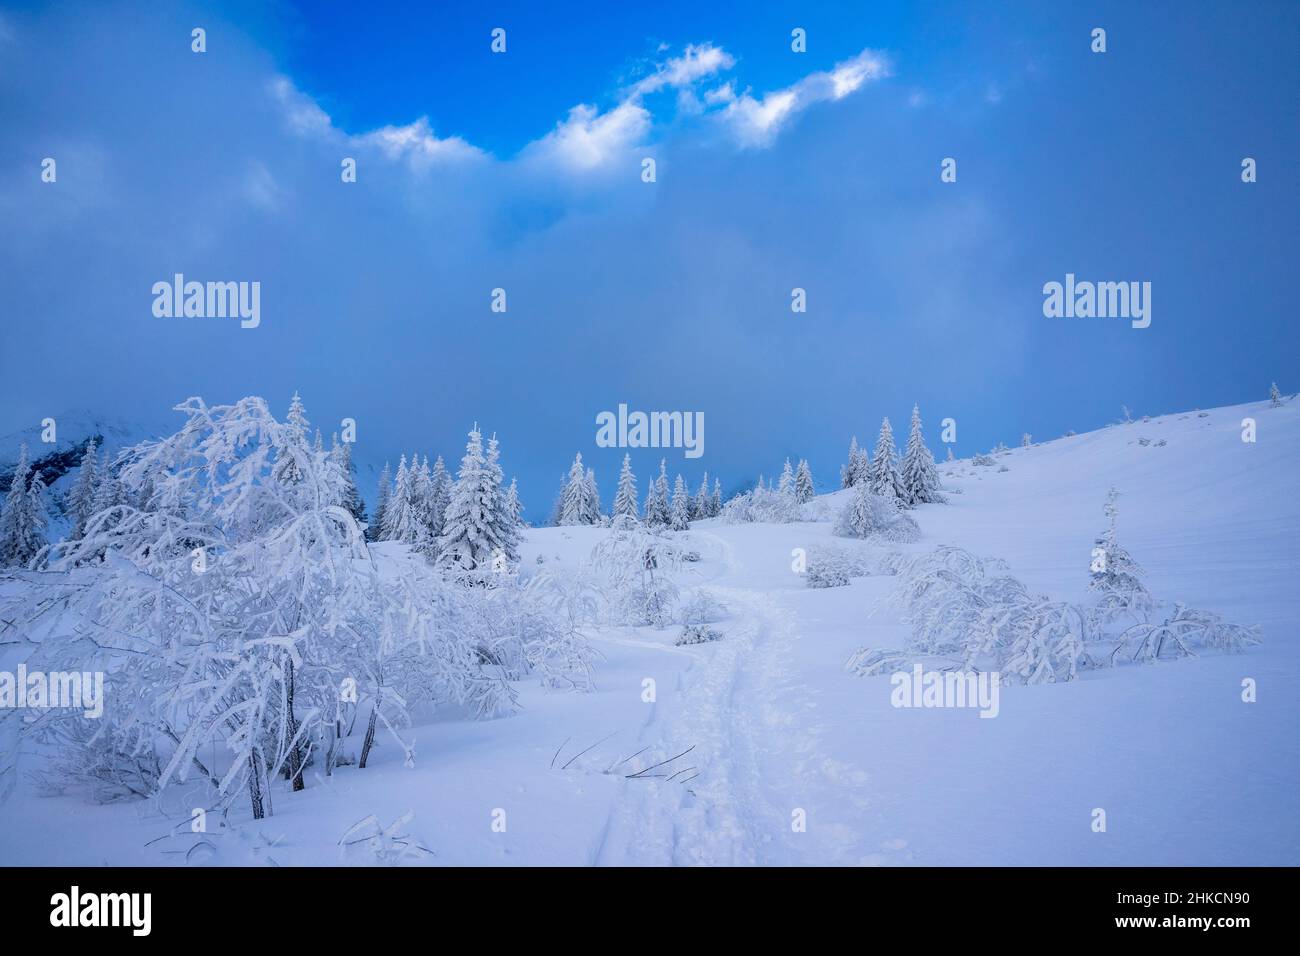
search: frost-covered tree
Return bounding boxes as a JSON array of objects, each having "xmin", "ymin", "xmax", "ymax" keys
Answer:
[
  {"xmin": 1, "ymin": 397, "xmax": 516, "ymax": 814},
  {"xmin": 899, "ymin": 405, "xmax": 943, "ymax": 507},
  {"xmin": 710, "ymin": 478, "xmax": 722, "ymax": 517},
  {"xmin": 946, "ymin": 447, "xmax": 955, "ymax": 462},
  {"xmin": 669, "ymin": 474, "xmax": 691, "ymax": 531},
  {"xmin": 67, "ymin": 440, "xmax": 100, "ymax": 540},
  {"xmin": 834, "ymin": 482, "xmax": 920, "ymax": 542},
  {"xmin": 504, "ymin": 478, "xmax": 523, "ymax": 532},
  {"xmin": 612, "ymin": 454, "xmax": 639, "ymax": 520},
  {"xmin": 558, "ymin": 454, "xmax": 596, "ymax": 526},
  {"xmin": 1021, "ymin": 433, "xmax": 1032, "ymax": 447},
  {"xmin": 1088, "ymin": 486, "xmax": 1154, "ymax": 624},
  {"xmin": 487, "ymin": 436, "xmax": 520, "ymax": 563},
  {"xmin": 334, "ymin": 437, "xmax": 367, "ymax": 527},
  {"xmin": 370, "ymin": 462, "xmax": 392, "ymax": 541},
  {"xmin": 777, "ymin": 458, "xmax": 795, "ymax": 497},
  {"xmin": 693, "ymin": 471, "xmax": 711, "ymax": 519},
  {"xmin": 1270, "ymin": 382, "xmax": 1284, "ymax": 407},
  {"xmin": 841, "ymin": 436, "xmax": 870, "ymax": 489},
  {"xmin": 428, "ymin": 455, "xmax": 452, "ymax": 539},
  {"xmin": 869, "ymin": 417, "xmax": 904, "ymax": 502},
  {"xmin": 794, "ymin": 459, "xmax": 815, "ymax": 504},
  {"xmin": 644, "ymin": 459, "xmax": 670, "ymax": 527},
  {"xmin": 272, "ymin": 392, "xmax": 310, "ymax": 488},
  {"xmin": 381, "ymin": 455, "xmax": 422, "ymax": 544},
  {"xmin": 438, "ymin": 425, "xmax": 507, "ymax": 573},
  {"xmin": 0, "ymin": 444, "xmax": 47, "ymax": 567},
  {"xmin": 584, "ymin": 468, "xmax": 602, "ymax": 525}
]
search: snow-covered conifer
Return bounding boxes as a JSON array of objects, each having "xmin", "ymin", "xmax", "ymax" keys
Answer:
[
  {"xmin": 670, "ymin": 474, "xmax": 691, "ymax": 530},
  {"xmin": 272, "ymin": 392, "xmax": 311, "ymax": 487},
  {"xmin": 371, "ymin": 462, "xmax": 392, "ymax": 541},
  {"xmin": 1270, "ymin": 382, "xmax": 1284, "ymax": 407},
  {"xmin": 869, "ymin": 417, "xmax": 904, "ymax": 501},
  {"xmin": 0, "ymin": 444, "xmax": 47, "ymax": 567},
  {"xmin": 381, "ymin": 456, "xmax": 416, "ymax": 542},
  {"xmin": 612, "ymin": 454, "xmax": 639, "ymax": 520},
  {"xmin": 710, "ymin": 478, "xmax": 722, "ymax": 517},
  {"xmin": 429, "ymin": 455, "xmax": 452, "ymax": 538},
  {"xmin": 1088, "ymin": 487, "xmax": 1154, "ymax": 623},
  {"xmin": 693, "ymin": 471, "xmax": 711, "ymax": 519},
  {"xmin": 487, "ymin": 435, "xmax": 519, "ymax": 562},
  {"xmin": 778, "ymin": 458, "xmax": 795, "ymax": 496},
  {"xmin": 558, "ymin": 454, "xmax": 593, "ymax": 526},
  {"xmin": 899, "ymin": 405, "xmax": 943, "ymax": 507},
  {"xmin": 644, "ymin": 459, "xmax": 670, "ymax": 526},
  {"xmin": 794, "ymin": 459, "xmax": 815, "ymax": 504},
  {"xmin": 67, "ymin": 440, "xmax": 99, "ymax": 539},
  {"xmin": 438, "ymin": 425, "xmax": 506, "ymax": 572},
  {"xmin": 584, "ymin": 468, "xmax": 602, "ymax": 525}
]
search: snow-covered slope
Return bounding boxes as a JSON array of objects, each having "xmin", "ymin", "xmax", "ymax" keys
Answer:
[{"xmin": 0, "ymin": 398, "xmax": 1295, "ymax": 866}]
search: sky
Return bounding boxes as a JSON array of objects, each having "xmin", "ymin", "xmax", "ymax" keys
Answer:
[{"xmin": 1, "ymin": 0, "xmax": 1297, "ymax": 520}]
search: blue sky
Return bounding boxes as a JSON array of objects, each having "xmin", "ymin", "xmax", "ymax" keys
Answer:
[{"xmin": 1, "ymin": 0, "xmax": 1297, "ymax": 519}]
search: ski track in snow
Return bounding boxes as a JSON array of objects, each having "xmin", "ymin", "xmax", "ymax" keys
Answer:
[{"xmin": 595, "ymin": 531, "xmax": 902, "ymax": 866}]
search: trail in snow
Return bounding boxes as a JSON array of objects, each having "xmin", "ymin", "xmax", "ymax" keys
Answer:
[{"xmin": 594, "ymin": 530, "xmax": 904, "ymax": 866}]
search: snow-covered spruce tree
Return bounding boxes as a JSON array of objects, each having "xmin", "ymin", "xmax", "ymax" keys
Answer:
[
  {"xmin": 381, "ymin": 455, "xmax": 420, "ymax": 544},
  {"xmin": 899, "ymin": 405, "xmax": 943, "ymax": 507},
  {"xmin": 63, "ymin": 439, "xmax": 100, "ymax": 540},
  {"xmin": 692, "ymin": 471, "xmax": 710, "ymax": 519},
  {"xmin": 1088, "ymin": 486, "xmax": 1154, "ymax": 625},
  {"xmin": 0, "ymin": 444, "xmax": 47, "ymax": 568},
  {"xmin": 710, "ymin": 477, "xmax": 722, "ymax": 517},
  {"xmin": 370, "ymin": 461, "xmax": 392, "ymax": 541},
  {"xmin": 437, "ymin": 424, "xmax": 507, "ymax": 574},
  {"xmin": 644, "ymin": 459, "xmax": 670, "ymax": 527},
  {"xmin": 670, "ymin": 474, "xmax": 691, "ymax": 531},
  {"xmin": 0, "ymin": 397, "xmax": 513, "ymax": 813},
  {"xmin": 271, "ymin": 392, "xmax": 311, "ymax": 489},
  {"xmin": 558, "ymin": 454, "xmax": 592, "ymax": 526},
  {"xmin": 487, "ymin": 436, "xmax": 520, "ymax": 564},
  {"xmin": 1270, "ymin": 382, "xmax": 1283, "ymax": 407},
  {"xmin": 583, "ymin": 467, "xmax": 602, "ymax": 526},
  {"xmin": 428, "ymin": 455, "xmax": 452, "ymax": 539},
  {"xmin": 504, "ymin": 478, "xmax": 524, "ymax": 533},
  {"xmin": 794, "ymin": 459, "xmax": 815, "ymax": 504},
  {"xmin": 869, "ymin": 417, "xmax": 904, "ymax": 502},
  {"xmin": 1021, "ymin": 433, "xmax": 1032, "ymax": 447},
  {"xmin": 612, "ymin": 454, "xmax": 639, "ymax": 520},
  {"xmin": 778, "ymin": 458, "xmax": 795, "ymax": 497},
  {"xmin": 333, "ymin": 436, "xmax": 367, "ymax": 527},
  {"xmin": 841, "ymin": 437, "xmax": 861, "ymax": 489}
]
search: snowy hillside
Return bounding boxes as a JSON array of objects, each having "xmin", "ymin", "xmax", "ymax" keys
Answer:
[{"xmin": 0, "ymin": 397, "xmax": 1295, "ymax": 866}]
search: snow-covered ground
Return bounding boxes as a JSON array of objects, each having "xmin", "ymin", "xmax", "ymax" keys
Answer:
[{"xmin": 1, "ymin": 399, "xmax": 1295, "ymax": 865}]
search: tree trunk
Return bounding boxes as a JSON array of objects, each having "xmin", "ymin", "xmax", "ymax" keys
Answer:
[
  {"xmin": 248, "ymin": 751, "xmax": 265, "ymax": 820},
  {"xmin": 284, "ymin": 655, "xmax": 305, "ymax": 792},
  {"xmin": 358, "ymin": 707, "xmax": 378, "ymax": 769}
]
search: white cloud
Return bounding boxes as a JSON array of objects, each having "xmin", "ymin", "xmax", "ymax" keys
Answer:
[
  {"xmin": 357, "ymin": 117, "xmax": 481, "ymax": 166},
  {"xmin": 630, "ymin": 43, "xmax": 735, "ymax": 97},
  {"xmin": 525, "ymin": 100, "xmax": 651, "ymax": 171},
  {"xmin": 269, "ymin": 77, "xmax": 484, "ymax": 168},
  {"xmin": 720, "ymin": 49, "xmax": 891, "ymax": 148}
]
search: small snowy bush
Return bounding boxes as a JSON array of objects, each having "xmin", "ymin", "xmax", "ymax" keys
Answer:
[
  {"xmin": 676, "ymin": 624, "xmax": 722, "ymax": 646},
  {"xmin": 680, "ymin": 588, "xmax": 728, "ymax": 625},
  {"xmin": 834, "ymin": 484, "xmax": 920, "ymax": 543},
  {"xmin": 805, "ymin": 544, "xmax": 870, "ymax": 589},
  {"xmin": 718, "ymin": 485, "xmax": 804, "ymax": 524}
]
